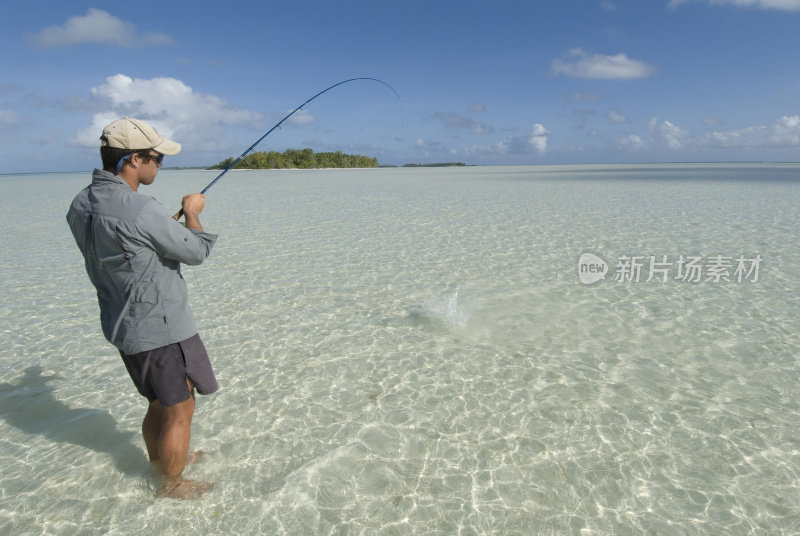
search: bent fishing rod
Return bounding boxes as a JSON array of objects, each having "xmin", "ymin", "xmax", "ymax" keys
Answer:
[{"xmin": 173, "ymin": 77, "xmax": 400, "ymax": 220}]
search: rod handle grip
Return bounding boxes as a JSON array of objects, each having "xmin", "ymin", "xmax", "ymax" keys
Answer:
[{"xmin": 172, "ymin": 208, "xmax": 184, "ymax": 221}]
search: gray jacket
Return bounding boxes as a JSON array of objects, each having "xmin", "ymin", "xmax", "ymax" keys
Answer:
[{"xmin": 67, "ymin": 169, "xmax": 218, "ymax": 355}]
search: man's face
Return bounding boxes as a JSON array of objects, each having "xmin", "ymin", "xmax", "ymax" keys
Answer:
[{"xmin": 136, "ymin": 151, "xmax": 164, "ymax": 186}]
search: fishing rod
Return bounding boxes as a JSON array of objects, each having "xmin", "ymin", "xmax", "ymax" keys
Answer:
[{"xmin": 173, "ymin": 77, "xmax": 400, "ymax": 220}]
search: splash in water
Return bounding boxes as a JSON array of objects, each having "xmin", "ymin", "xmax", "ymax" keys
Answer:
[
  {"xmin": 445, "ymin": 285, "xmax": 463, "ymax": 326},
  {"xmin": 419, "ymin": 284, "xmax": 470, "ymax": 329},
  {"xmin": 401, "ymin": 285, "xmax": 472, "ymax": 330}
]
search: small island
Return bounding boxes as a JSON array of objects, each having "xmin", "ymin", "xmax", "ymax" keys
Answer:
[
  {"xmin": 209, "ymin": 148, "xmax": 378, "ymax": 170},
  {"xmin": 401, "ymin": 162, "xmax": 468, "ymax": 167}
]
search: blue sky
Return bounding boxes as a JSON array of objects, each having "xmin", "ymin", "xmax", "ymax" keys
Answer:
[{"xmin": 1, "ymin": 0, "xmax": 799, "ymax": 173}]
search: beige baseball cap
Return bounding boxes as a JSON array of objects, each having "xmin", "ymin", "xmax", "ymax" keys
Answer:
[{"xmin": 100, "ymin": 117, "xmax": 181, "ymax": 155}]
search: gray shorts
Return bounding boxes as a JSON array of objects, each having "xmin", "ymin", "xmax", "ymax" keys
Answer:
[{"xmin": 119, "ymin": 334, "xmax": 219, "ymax": 406}]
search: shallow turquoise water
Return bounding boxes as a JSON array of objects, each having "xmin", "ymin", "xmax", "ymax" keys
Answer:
[{"xmin": 1, "ymin": 164, "xmax": 799, "ymax": 534}]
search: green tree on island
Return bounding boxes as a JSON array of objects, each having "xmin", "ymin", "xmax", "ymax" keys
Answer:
[{"xmin": 210, "ymin": 149, "xmax": 378, "ymax": 170}]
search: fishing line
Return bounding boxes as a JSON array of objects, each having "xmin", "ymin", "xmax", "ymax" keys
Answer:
[
  {"xmin": 173, "ymin": 77, "xmax": 401, "ymax": 220},
  {"xmin": 187, "ymin": 264, "xmax": 227, "ymax": 358},
  {"xmin": 176, "ymin": 77, "xmax": 400, "ymax": 362}
]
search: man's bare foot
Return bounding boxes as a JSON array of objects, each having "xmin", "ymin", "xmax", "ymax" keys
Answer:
[{"xmin": 157, "ymin": 476, "xmax": 214, "ymax": 500}]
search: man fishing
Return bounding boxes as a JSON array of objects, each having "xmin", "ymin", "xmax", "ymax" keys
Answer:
[{"xmin": 66, "ymin": 117, "xmax": 218, "ymax": 500}]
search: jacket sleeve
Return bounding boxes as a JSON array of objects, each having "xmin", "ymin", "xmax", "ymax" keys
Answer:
[{"xmin": 136, "ymin": 198, "xmax": 218, "ymax": 265}]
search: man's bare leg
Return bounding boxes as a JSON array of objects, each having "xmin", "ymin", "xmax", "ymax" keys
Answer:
[
  {"xmin": 143, "ymin": 402, "xmax": 203, "ymax": 474},
  {"xmin": 144, "ymin": 380, "xmax": 214, "ymax": 499},
  {"xmin": 142, "ymin": 401, "xmax": 163, "ymax": 470}
]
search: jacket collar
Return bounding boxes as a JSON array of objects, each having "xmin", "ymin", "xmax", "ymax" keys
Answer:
[{"xmin": 92, "ymin": 168, "xmax": 131, "ymax": 189}]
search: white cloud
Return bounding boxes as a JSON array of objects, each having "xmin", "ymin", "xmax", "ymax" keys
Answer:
[
  {"xmin": 530, "ymin": 123, "xmax": 550, "ymax": 153},
  {"xmin": 434, "ymin": 112, "xmax": 493, "ymax": 134},
  {"xmin": 647, "ymin": 118, "xmax": 692, "ymax": 149},
  {"xmin": 669, "ymin": 0, "xmax": 800, "ymax": 10},
  {"xmin": 416, "ymin": 123, "xmax": 551, "ymax": 162},
  {"xmin": 657, "ymin": 120, "xmax": 691, "ymax": 149},
  {"xmin": 643, "ymin": 116, "xmax": 800, "ymax": 155},
  {"xmin": 619, "ymin": 134, "xmax": 645, "ymax": 150},
  {"xmin": 702, "ymin": 115, "xmax": 800, "ymax": 148},
  {"xmin": 713, "ymin": 0, "xmax": 800, "ymax": 10},
  {"xmin": 495, "ymin": 124, "xmax": 550, "ymax": 155},
  {"xmin": 468, "ymin": 103, "xmax": 487, "ymax": 113},
  {"xmin": 413, "ymin": 138, "xmax": 455, "ymax": 158},
  {"xmin": 418, "ymin": 115, "xmax": 800, "ymax": 163},
  {"xmin": 552, "ymin": 48, "xmax": 656, "ymax": 80},
  {"xmin": 608, "ymin": 110, "xmax": 630, "ymax": 123},
  {"xmin": 26, "ymin": 9, "xmax": 173, "ymax": 49},
  {"xmin": 288, "ymin": 108, "xmax": 315, "ymax": 126},
  {"xmin": 73, "ymin": 74, "xmax": 261, "ymax": 151}
]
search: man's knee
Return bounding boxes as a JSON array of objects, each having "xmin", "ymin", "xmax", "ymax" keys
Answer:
[
  {"xmin": 147, "ymin": 400, "xmax": 165, "ymax": 421},
  {"xmin": 161, "ymin": 394, "xmax": 195, "ymax": 424}
]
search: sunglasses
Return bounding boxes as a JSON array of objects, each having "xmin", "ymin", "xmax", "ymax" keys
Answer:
[
  {"xmin": 137, "ymin": 152, "xmax": 165, "ymax": 165},
  {"xmin": 115, "ymin": 152, "xmax": 164, "ymax": 173}
]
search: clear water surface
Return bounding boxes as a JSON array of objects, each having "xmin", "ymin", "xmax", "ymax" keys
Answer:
[{"xmin": 1, "ymin": 164, "xmax": 798, "ymax": 535}]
